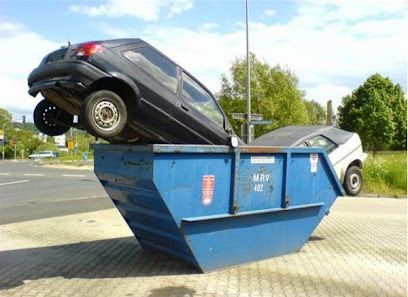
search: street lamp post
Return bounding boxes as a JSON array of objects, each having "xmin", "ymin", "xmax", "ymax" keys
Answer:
[
  {"xmin": 245, "ymin": 0, "xmax": 252, "ymax": 143},
  {"xmin": 2, "ymin": 123, "xmax": 6, "ymax": 160}
]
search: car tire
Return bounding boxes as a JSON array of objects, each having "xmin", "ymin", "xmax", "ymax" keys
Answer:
[
  {"xmin": 81, "ymin": 90, "xmax": 127, "ymax": 140},
  {"xmin": 34, "ymin": 99, "xmax": 71, "ymax": 136},
  {"xmin": 343, "ymin": 166, "xmax": 363, "ymax": 196}
]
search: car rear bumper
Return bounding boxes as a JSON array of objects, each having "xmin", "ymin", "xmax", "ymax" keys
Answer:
[{"xmin": 28, "ymin": 60, "xmax": 109, "ymax": 96}]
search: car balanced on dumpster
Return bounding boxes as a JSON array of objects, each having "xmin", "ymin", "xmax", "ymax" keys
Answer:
[{"xmin": 28, "ymin": 39, "xmax": 236, "ymax": 145}]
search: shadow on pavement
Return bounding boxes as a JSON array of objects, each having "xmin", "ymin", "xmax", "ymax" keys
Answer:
[
  {"xmin": 0, "ymin": 237, "xmax": 197, "ymax": 290},
  {"xmin": 148, "ymin": 286, "xmax": 196, "ymax": 297},
  {"xmin": 308, "ymin": 236, "xmax": 325, "ymax": 242}
]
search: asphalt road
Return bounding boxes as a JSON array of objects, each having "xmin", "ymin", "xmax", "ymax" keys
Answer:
[{"xmin": 0, "ymin": 160, "xmax": 113, "ymax": 224}]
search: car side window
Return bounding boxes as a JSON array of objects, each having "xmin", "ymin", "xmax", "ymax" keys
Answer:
[
  {"xmin": 123, "ymin": 47, "xmax": 178, "ymax": 93},
  {"xmin": 307, "ymin": 135, "xmax": 337, "ymax": 153},
  {"xmin": 181, "ymin": 72, "xmax": 224, "ymax": 127}
]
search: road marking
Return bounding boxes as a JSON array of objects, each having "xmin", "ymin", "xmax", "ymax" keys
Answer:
[
  {"xmin": 24, "ymin": 173, "xmax": 45, "ymax": 176},
  {"xmin": 0, "ymin": 180, "xmax": 30, "ymax": 186},
  {"xmin": 6, "ymin": 194, "xmax": 109, "ymax": 207},
  {"xmin": 62, "ymin": 174, "xmax": 86, "ymax": 177},
  {"xmin": 53, "ymin": 194, "xmax": 109, "ymax": 202},
  {"xmin": 0, "ymin": 173, "xmax": 10, "ymax": 176}
]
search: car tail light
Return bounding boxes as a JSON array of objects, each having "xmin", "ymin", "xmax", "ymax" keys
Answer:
[{"xmin": 75, "ymin": 42, "xmax": 104, "ymax": 57}]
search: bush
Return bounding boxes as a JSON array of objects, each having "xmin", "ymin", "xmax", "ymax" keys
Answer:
[{"xmin": 363, "ymin": 151, "xmax": 407, "ymax": 197}]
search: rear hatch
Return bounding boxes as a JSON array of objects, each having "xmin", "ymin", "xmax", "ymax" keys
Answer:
[{"xmin": 38, "ymin": 39, "xmax": 139, "ymax": 66}]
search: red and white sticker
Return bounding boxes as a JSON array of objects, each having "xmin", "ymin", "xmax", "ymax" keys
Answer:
[
  {"xmin": 310, "ymin": 153, "xmax": 319, "ymax": 173},
  {"xmin": 202, "ymin": 175, "xmax": 215, "ymax": 206}
]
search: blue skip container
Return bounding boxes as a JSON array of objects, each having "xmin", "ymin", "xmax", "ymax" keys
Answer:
[{"xmin": 94, "ymin": 144, "xmax": 344, "ymax": 272}]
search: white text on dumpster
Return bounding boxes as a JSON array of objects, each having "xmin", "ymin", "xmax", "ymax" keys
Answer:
[{"xmin": 253, "ymin": 174, "xmax": 271, "ymax": 192}]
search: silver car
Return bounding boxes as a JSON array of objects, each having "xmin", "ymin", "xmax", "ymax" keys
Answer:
[
  {"xmin": 28, "ymin": 150, "xmax": 58, "ymax": 160},
  {"xmin": 250, "ymin": 126, "xmax": 368, "ymax": 196}
]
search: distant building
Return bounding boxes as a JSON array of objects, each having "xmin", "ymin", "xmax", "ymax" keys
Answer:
[
  {"xmin": 37, "ymin": 133, "xmax": 47, "ymax": 143},
  {"xmin": 54, "ymin": 134, "xmax": 66, "ymax": 148}
]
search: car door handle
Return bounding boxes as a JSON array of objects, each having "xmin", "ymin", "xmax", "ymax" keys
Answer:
[{"xmin": 180, "ymin": 104, "xmax": 189, "ymax": 112}]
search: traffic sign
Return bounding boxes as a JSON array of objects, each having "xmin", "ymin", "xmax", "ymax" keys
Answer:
[
  {"xmin": 67, "ymin": 137, "xmax": 74, "ymax": 150},
  {"xmin": 232, "ymin": 113, "xmax": 263, "ymax": 121},
  {"xmin": 251, "ymin": 119, "xmax": 273, "ymax": 125}
]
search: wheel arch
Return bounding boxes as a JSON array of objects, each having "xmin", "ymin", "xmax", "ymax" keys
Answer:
[
  {"xmin": 86, "ymin": 75, "xmax": 139, "ymax": 114},
  {"xmin": 340, "ymin": 159, "xmax": 363, "ymax": 183},
  {"xmin": 348, "ymin": 159, "xmax": 363, "ymax": 169}
]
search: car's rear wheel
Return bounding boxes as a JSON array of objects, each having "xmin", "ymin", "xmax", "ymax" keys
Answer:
[
  {"xmin": 343, "ymin": 166, "xmax": 363, "ymax": 196},
  {"xmin": 34, "ymin": 99, "xmax": 71, "ymax": 136},
  {"xmin": 81, "ymin": 90, "xmax": 127, "ymax": 140}
]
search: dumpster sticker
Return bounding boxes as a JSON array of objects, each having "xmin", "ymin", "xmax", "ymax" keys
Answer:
[
  {"xmin": 251, "ymin": 156, "xmax": 275, "ymax": 164},
  {"xmin": 310, "ymin": 153, "xmax": 319, "ymax": 173},
  {"xmin": 202, "ymin": 175, "xmax": 215, "ymax": 206}
]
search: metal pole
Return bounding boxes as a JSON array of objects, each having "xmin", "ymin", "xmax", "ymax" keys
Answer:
[
  {"xmin": 245, "ymin": 0, "xmax": 251, "ymax": 143},
  {"xmin": 74, "ymin": 128, "xmax": 78, "ymax": 154},
  {"xmin": 70, "ymin": 128, "xmax": 73, "ymax": 157},
  {"xmin": 2, "ymin": 123, "xmax": 5, "ymax": 160},
  {"xmin": 14, "ymin": 144, "xmax": 16, "ymax": 160}
]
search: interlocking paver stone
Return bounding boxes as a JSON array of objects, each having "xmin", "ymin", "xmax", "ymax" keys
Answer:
[{"xmin": 0, "ymin": 197, "xmax": 406, "ymax": 297}]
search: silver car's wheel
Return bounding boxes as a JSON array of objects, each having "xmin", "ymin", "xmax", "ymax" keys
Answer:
[
  {"xmin": 349, "ymin": 173, "xmax": 361, "ymax": 190},
  {"xmin": 343, "ymin": 166, "xmax": 363, "ymax": 196}
]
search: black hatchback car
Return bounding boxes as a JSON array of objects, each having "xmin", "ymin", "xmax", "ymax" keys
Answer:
[{"xmin": 28, "ymin": 39, "xmax": 236, "ymax": 144}]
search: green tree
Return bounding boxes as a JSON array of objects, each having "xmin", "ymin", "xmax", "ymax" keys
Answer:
[
  {"xmin": 35, "ymin": 137, "xmax": 58, "ymax": 152},
  {"xmin": 338, "ymin": 74, "xmax": 406, "ymax": 151},
  {"xmin": 0, "ymin": 108, "xmax": 46, "ymax": 158},
  {"xmin": 218, "ymin": 53, "xmax": 309, "ymax": 138},
  {"xmin": 4, "ymin": 128, "xmax": 43, "ymax": 159},
  {"xmin": 304, "ymin": 100, "xmax": 326, "ymax": 125},
  {"xmin": 75, "ymin": 130, "xmax": 94, "ymax": 152},
  {"xmin": 0, "ymin": 108, "xmax": 13, "ymax": 127}
]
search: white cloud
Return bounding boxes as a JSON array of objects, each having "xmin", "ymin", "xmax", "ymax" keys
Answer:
[
  {"xmin": 199, "ymin": 23, "xmax": 219, "ymax": 31},
  {"xmin": 167, "ymin": 0, "xmax": 193, "ymax": 18},
  {"xmin": 304, "ymin": 83, "xmax": 351, "ymax": 110},
  {"xmin": 295, "ymin": 0, "xmax": 406, "ymax": 25},
  {"xmin": 0, "ymin": 21, "xmax": 61, "ymax": 121},
  {"xmin": 69, "ymin": 0, "xmax": 193, "ymax": 21},
  {"xmin": 261, "ymin": 9, "xmax": 276, "ymax": 19}
]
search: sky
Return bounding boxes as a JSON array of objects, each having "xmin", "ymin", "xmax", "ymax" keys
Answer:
[{"xmin": 0, "ymin": 0, "xmax": 406, "ymax": 122}]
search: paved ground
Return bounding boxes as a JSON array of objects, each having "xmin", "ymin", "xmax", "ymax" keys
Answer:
[
  {"xmin": 0, "ymin": 161, "xmax": 111, "ymax": 224},
  {"xmin": 0, "ymin": 197, "xmax": 406, "ymax": 297}
]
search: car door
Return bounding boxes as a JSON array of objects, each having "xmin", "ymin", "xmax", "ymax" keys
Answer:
[
  {"xmin": 120, "ymin": 45, "xmax": 186, "ymax": 141},
  {"xmin": 177, "ymin": 71, "xmax": 231, "ymax": 144}
]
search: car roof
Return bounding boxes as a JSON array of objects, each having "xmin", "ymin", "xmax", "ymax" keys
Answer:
[
  {"xmin": 97, "ymin": 38, "xmax": 143, "ymax": 48},
  {"xmin": 250, "ymin": 125, "xmax": 354, "ymax": 146}
]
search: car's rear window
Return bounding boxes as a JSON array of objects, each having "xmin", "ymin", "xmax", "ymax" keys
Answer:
[
  {"xmin": 123, "ymin": 47, "xmax": 178, "ymax": 93},
  {"xmin": 42, "ymin": 48, "xmax": 68, "ymax": 64},
  {"xmin": 306, "ymin": 135, "xmax": 337, "ymax": 153}
]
